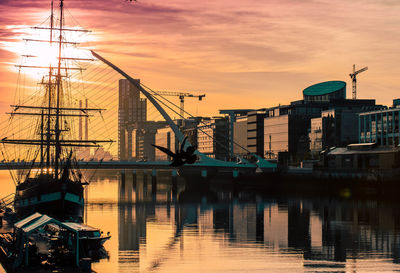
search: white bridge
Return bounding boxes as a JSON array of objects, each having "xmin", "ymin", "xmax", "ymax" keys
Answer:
[{"xmin": 89, "ymin": 51, "xmax": 277, "ymax": 176}]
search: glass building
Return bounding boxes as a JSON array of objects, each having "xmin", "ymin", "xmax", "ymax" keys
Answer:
[
  {"xmin": 303, "ymin": 81, "xmax": 346, "ymax": 103},
  {"xmin": 359, "ymin": 107, "xmax": 400, "ymax": 146}
]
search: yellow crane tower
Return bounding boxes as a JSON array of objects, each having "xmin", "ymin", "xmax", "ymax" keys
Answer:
[
  {"xmin": 153, "ymin": 91, "xmax": 205, "ymax": 118},
  {"xmin": 349, "ymin": 64, "xmax": 368, "ymax": 99}
]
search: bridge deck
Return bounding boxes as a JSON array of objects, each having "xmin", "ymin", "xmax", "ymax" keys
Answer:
[{"xmin": 0, "ymin": 160, "xmax": 262, "ymax": 170}]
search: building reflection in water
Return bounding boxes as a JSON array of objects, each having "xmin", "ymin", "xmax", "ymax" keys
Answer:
[{"xmin": 87, "ymin": 170, "xmax": 400, "ymax": 271}]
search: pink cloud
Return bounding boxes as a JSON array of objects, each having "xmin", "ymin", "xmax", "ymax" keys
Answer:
[{"xmin": 0, "ymin": 0, "xmax": 400, "ymax": 114}]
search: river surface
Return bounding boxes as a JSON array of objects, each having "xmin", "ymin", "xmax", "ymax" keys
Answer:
[{"xmin": 2, "ymin": 170, "xmax": 400, "ymax": 272}]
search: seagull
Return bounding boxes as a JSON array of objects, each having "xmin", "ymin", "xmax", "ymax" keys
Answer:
[{"xmin": 152, "ymin": 137, "xmax": 198, "ymax": 167}]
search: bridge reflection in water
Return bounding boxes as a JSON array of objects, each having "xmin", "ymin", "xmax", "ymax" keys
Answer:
[{"xmin": 84, "ymin": 170, "xmax": 400, "ymax": 273}]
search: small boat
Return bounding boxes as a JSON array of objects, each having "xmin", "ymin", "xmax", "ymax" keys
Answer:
[
  {"xmin": 2, "ymin": 213, "xmax": 110, "ymax": 270},
  {"xmin": 61, "ymin": 222, "xmax": 111, "ymax": 252}
]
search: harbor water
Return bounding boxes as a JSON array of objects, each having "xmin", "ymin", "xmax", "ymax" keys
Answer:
[{"xmin": 2, "ymin": 169, "xmax": 400, "ymax": 272}]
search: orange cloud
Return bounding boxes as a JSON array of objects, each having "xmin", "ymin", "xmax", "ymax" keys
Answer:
[{"xmin": 0, "ymin": 0, "xmax": 400, "ymax": 119}]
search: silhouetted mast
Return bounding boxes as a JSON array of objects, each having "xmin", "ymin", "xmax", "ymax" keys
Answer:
[
  {"xmin": 46, "ymin": 0, "xmax": 54, "ymax": 171},
  {"xmin": 0, "ymin": 0, "xmax": 113, "ymax": 182},
  {"xmin": 54, "ymin": 0, "xmax": 64, "ymax": 179}
]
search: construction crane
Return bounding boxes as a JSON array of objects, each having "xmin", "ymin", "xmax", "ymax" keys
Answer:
[
  {"xmin": 153, "ymin": 91, "xmax": 205, "ymax": 118},
  {"xmin": 349, "ymin": 64, "xmax": 368, "ymax": 99}
]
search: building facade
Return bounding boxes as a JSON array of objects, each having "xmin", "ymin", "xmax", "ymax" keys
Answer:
[
  {"xmin": 155, "ymin": 127, "xmax": 176, "ymax": 161},
  {"xmin": 197, "ymin": 117, "xmax": 229, "ymax": 160},
  {"xmin": 137, "ymin": 121, "xmax": 167, "ymax": 161},
  {"xmin": 180, "ymin": 118, "xmax": 202, "ymax": 148},
  {"xmin": 263, "ymin": 103, "xmax": 319, "ymax": 162},
  {"xmin": 233, "ymin": 116, "xmax": 248, "ymax": 156},
  {"xmin": 247, "ymin": 111, "xmax": 266, "ymax": 156},
  {"xmin": 309, "ymin": 101, "xmax": 382, "ymax": 154},
  {"xmin": 326, "ymin": 143, "xmax": 400, "ymax": 171},
  {"xmin": 262, "ymin": 81, "xmax": 380, "ymax": 161},
  {"xmin": 118, "ymin": 79, "xmax": 147, "ymax": 160},
  {"xmin": 264, "ymin": 107, "xmax": 290, "ymax": 159},
  {"xmin": 303, "ymin": 81, "xmax": 346, "ymax": 103},
  {"xmin": 359, "ymin": 107, "xmax": 400, "ymax": 146},
  {"xmin": 220, "ymin": 109, "xmax": 253, "ymax": 159},
  {"xmin": 154, "ymin": 118, "xmax": 201, "ymax": 161},
  {"xmin": 309, "ymin": 117, "xmax": 324, "ymax": 153}
]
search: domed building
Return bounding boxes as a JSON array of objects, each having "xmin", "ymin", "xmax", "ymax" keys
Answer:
[
  {"xmin": 224, "ymin": 79, "xmax": 380, "ymax": 164},
  {"xmin": 303, "ymin": 81, "xmax": 346, "ymax": 103}
]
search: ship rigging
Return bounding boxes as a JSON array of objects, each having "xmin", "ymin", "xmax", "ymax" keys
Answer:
[{"xmin": 0, "ymin": 0, "xmax": 113, "ymax": 221}]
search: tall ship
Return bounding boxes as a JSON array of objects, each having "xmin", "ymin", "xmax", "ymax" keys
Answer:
[{"xmin": 0, "ymin": 0, "xmax": 113, "ymax": 222}]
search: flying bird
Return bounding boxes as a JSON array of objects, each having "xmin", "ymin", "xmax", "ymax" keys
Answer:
[{"xmin": 152, "ymin": 137, "xmax": 197, "ymax": 167}]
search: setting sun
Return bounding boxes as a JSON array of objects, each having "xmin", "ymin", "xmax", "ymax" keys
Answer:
[{"xmin": 3, "ymin": 6, "xmax": 93, "ymax": 83}]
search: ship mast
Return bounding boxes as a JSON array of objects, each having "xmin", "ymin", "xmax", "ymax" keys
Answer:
[
  {"xmin": 1, "ymin": 0, "xmax": 114, "ymax": 182},
  {"xmin": 54, "ymin": 0, "xmax": 64, "ymax": 179},
  {"xmin": 46, "ymin": 0, "xmax": 54, "ymax": 172}
]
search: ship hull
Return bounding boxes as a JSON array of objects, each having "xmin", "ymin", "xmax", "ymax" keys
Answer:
[{"xmin": 14, "ymin": 176, "xmax": 84, "ymax": 222}]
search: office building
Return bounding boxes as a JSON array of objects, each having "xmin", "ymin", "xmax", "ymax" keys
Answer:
[
  {"xmin": 219, "ymin": 109, "xmax": 265, "ymax": 158},
  {"xmin": 310, "ymin": 101, "xmax": 382, "ymax": 154},
  {"xmin": 326, "ymin": 143, "xmax": 399, "ymax": 170},
  {"xmin": 118, "ymin": 79, "xmax": 147, "ymax": 160},
  {"xmin": 264, "ymin": 105, "xmax": 311, "ymax": 161},
  {"xmin": 262, "ymin": 81, "xmax": 347, "ymax": 161},
  {"xmin": 263, "ymin": 81, "xmax": 380, "ymax": 161},
  {"xmin": 197, "ymin": 117, "xmax": 229, "ymax": 160},
  {"xmin": 303, "ymin": 80, "xmax": 346, "ymax": 103},
  {"xmin": 247, "ymin": 110, "xmax": 266, "ymax": 156},
  {"xmin": 154, "ymin": 118, "xmax": 201, "ymax": 161},
  {"xmin": 264, "ymin": 105, "xmax": 291, "ymax": 159},
  {"xmin": 233, "ymin": 115, "xmax": 248, "ymax": 156},
  {"xmin": 359, "ymin": 101, "xmax": 400, "ymax": 146},
  {"xmin": 180, "ymin": 117, "xmax": 202, "ymax": 148},
  {"xmin": 220, "ymin": 109, "xmax": 253, "ymax": 159},
  {"xmin": 136, "ymin": 121, "xmax": 166, "ymax": 161},
  {"xmin": 155, "ymin": 127, "xmax": 176, "ymax": 161}
]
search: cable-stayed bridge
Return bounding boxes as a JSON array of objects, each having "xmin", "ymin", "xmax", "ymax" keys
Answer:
[
  {"xmin": 0, "ymin": 158, "xmax": 276, "ymax": 179},
  {"xmin": 0, "ymin": 51, "xmax": 277, "ymax": 178}
]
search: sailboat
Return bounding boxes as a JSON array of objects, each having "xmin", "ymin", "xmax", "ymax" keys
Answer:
[{"xmin": 0, "ymin": 0, "xmax": 113, "ymax": 222}]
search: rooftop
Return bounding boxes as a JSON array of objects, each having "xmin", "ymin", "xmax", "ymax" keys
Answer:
[
  {"xmin": 328, "ymin": 145, "xmax": 398, "ymax": 155},
  {"xmin": 303, "ymin": 81, "xmax": 346, "ymax": 96}
]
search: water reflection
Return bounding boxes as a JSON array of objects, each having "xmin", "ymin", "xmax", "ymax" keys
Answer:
[{"xmin": 85, "ymin": 170, "xmax": 400, "ymax": 272}]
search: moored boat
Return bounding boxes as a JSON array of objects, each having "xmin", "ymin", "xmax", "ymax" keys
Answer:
[
  {"xmin": 0, "ymin": 212, "xmax": 110, "ymax": 271},
  {"xmin": 62, "ymin": 222, "xmax": 111, "ymax": 252}
]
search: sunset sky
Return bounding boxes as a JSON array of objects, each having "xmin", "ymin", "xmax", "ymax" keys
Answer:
[{"xmin": 1, "ymin": 0, "xmax": 400, "ymax": 116}]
